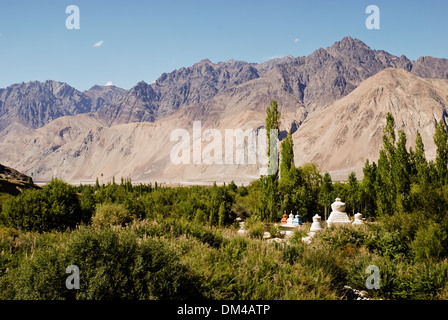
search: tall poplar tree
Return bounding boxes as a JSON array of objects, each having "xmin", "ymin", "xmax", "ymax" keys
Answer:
[
  {"xmin": 376, "ymin": 112, "xmax": 396, "ymax": 216},
  {"xmin": 434, "ymin": 119, "xmax": 448, "ymax": 186},
  {"xmin": 257, "ymin": 100, "xmax": 281, "ymax": 221},
  {"xmin": 280, "ymin": 130, "xmax": 294, "ymax": 181},
  {"xmin": 413, "ymin": 130, "xmax": 429, "ymax": 184},
  {"xmin": 346, "ymin": 172, "xmax": 360, "ymax": 215},
  {"xmin": 318, "ymin": 172, "xmax": 333, "ymax": 220},
  {"xmin": 361, "ymin": 159, "xmax": 377, "ymax": 218},
  {"xmin": 394, "ymin": 129, "xmax": 411, "ymax": 212},
  {"xmin": 265, "ymin": 100, "xmax": 281, "ymax": 175}
]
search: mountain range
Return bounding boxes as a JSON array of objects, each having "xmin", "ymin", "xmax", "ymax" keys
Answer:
[{"xmin": 1, "ymin": 36, "xmax": 448, "ymax": 184}]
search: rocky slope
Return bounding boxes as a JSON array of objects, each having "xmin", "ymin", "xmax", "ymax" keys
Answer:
[
  {"xmin": 1, "ymin": 37, "xmax": 448, "ymax": 184},
  {"xmin": 100, "ymin": 59, "xmax": 261, "ymax": 125},
  {"xmin": 2, "ymin": 68, "xmax": 448, "ymax": 184},
  {"xmin": 83, "ymin": 84, "xmax": 128, "ymax": 112},
  {"xmin": 0, "ymin": 80, "xmax": 127, "ymax": 131},
  {"xmin": 293, "ymin": 68, "xmax": 448, "ymax": 180},
  {"xmin": 0, "ymin": 80, "xmax": 91, "ymax": 131},
  {"xmin": 3, "ymin": 37, "xmax": 448, "ymax": 132},
  {"xmin": 0, "ymin": 163, "xmax": 38, "ymax": 196}
]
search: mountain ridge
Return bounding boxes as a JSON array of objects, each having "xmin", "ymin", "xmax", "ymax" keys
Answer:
[{"xmin": 2, "ymin": 37, "xmax": 448, "ymax": 184}]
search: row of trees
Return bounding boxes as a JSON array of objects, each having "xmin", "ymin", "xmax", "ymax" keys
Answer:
[
  {"xmin": 359, "ymin": 114, "xmax": 448, "ymax": 222},
  {"xmin": 256, "ymin": 100, "xmax": 331, "ymax": 222},
  {"xmin": 0, "ymin": 175, "xmax": 243, "ymax": 232},
  {"xmin": 2, "ymin": 101, "xmax": 448, "ymax": 231},
  {"xmin": 256, "ymin": 100, "xmax": 448, "ymax": 224}
]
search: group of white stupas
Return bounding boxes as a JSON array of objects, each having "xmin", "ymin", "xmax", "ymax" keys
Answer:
[
  {"xmin": 299, "ymin": 197, "xmax": 364, "ymax": 244},
  {"xmin": 237, "ymin": 198, "xmax": 365, "ymax": 243}
]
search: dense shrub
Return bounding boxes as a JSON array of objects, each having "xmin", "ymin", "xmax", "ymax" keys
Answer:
[
  {"xmin": 411, "ymin": 222, "xmax": 448, "ymax": 262},
  {"xmin": 247, "ymin": 222, "xmax": 265, "ymax": 239},
  {"xmin": 0, "ymin": 227, "xmax": 205, "ymax": 299},
  {"xmin": 0, "ymin": 179, "xmax": 82, "ymax": 232},
  {"xmin": 316, "ymin": 225, "xmax": 368, "ymax": 251},
  {"xmin": 91, "ymin": 203, "xmax": 134, "ymax": 228}
]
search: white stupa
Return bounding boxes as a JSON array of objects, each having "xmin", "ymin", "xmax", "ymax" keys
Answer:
[
  {"xmin": 105, "ymin": 81, "xmax": 114, "ymax": 86},
  {"xmin": 327, "ymin": 198, "xmax": 351, "ymax": 227},
  {"xmin": 310, "ymin": 214, "xmax": 323, "ymax": 232},
  {"xmin": 352, "ymin": 213, "xmax": 364, "ymax": 225}
]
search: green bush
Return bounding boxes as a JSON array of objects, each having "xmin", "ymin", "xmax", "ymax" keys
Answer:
[
  {"xmin": 248, "ymin": 222, "xmax": 265, "ymax": 239},
  {"xmin": 316, "ymin": 225, "xmax": 368, "ymax": 251},
  {"xmin": 221, "ymin": 236, "xmax": 248, "ymax": 263},
  {"xmin": 91, "ymin": 203, "xmax": 134, "ymax": 228},
  {"xmin": 0, "ymin": 178, "xmax": 82, "ymax": 232},
  {"xmin": 0, "ymin": 227, "xmax": 205, "ymax": 299},
  {"xmin": 282, "ymin": 243, "xmax": 304, "ymax": 265},
  {"xmin": 411, "ymin": 222, "xmax": 448, "ymax": 262},
  {"xmin": 269, "ymin": 224, "xmax": 283, "ymax": 238},
  {"xmin": 194, "ymin": 208, "xmax": 207, "ymax": 224}
]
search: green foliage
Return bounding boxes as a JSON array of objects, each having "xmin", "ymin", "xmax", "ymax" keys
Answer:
[
  {"xmin": 361, "ymin": 159, "xmax": 377, "ymax": 218},
  {"xmin": 247, "ymin": 221, "xmax": 265, "ymax": 239},
  {"xmin": 434, "ymin": 119, "xmax": 448, "ymax": 186},
  {"xmin": 316, "ymin": 225, "xmax": 368, "ymax": 252},
  {"xmin": 411, "ymin": 222, "xmax": 448, "ymax": 262},
  {"xmin": 0, "ymin": 178, "xmax": 82, "ymax": 232},
  {"xmin": 265, "ymin": 100, "xmax": 281, "ymax": 161},
  {"xmin": 194, "ymin": 208, "xmax": 207, "ymax": 224},
  {"xmin": 257, "ymin": 174, "xmax": 280, "ymax": 222},
  {"xmin": 280, "ymin": 130, "xmax": 294, "ymax": 180},
  {"xmin": 0, "ymin": 227, "xmax": 204, "ymax": 300},
  {"xmin": 269, "ymin": 224, "xmax": 283, "ymax": 238},
  {"xmin": 91, "ymin": 203, "xmax": 134, "ymax": 228},
  {"xmin": 345, "ymin": 172, "xmax": 361, "ymax": 215},
  {"xmin": 2, "ymin": 111, "xmax": 448, "ymax": 300},
  {"xmin": 318, "ymin": 172, "xmax": 333, "ymax": 220},
  {"xmin": 413, "ymin": 130, "xmax": 429, "ymax": 184},
  {"xmin": 218, "ymin": 202, "xmax": 226, "ymax": 226}
]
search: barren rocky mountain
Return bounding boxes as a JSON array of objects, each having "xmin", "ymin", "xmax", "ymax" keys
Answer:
[
  {"xmin": 83, "ymin": 84, "xmax": 128, "ymax": 112},
  {"xmin": 257, "ymin": 37, "xmax": 448, "ymax": 112},
  {"xmin": 100, "ymin": 59, "xmax": 261, "ymax": 125},
  {"xmin": 3, "ymin": 37, "xmax": 448, "ymax": 132},
  {"xmin": 1, "ymin": 37, "xmax": 448, "ymax": 184},
  {"xmin": 0, "ymin": 80, "xmax": 91, "ymax": 131},
  {"xmin": 100, "ymin": 36, "xmax": 448, "ymax": 126},
  {"xmin": 293, "ymin": 68, "xmax": 448, "ymax": 180},
  {"xmin": 0, "ymin": 80, "xmax": 127, "ymax": 132},
  {"xmin": 2, "ymin": 68, "xmax": 448, "ymax": 184}
]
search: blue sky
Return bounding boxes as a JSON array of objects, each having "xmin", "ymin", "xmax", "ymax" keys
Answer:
[{"xmin": 0, "ymin": 0, "xmax": 447, "ymax": 91}]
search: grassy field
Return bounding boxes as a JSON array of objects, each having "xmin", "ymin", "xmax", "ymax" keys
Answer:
[{"xmin": 1, "ymin": 213, "xmax": 448, "ymax": 300}]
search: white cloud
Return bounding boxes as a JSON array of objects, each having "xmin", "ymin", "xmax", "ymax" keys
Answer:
[
  {"xmin": 294, "ymin": 38, "xmax": 300, "ymax": 43},
  {"xmin": 93, "ymin": 40, "xmax": 104, "ymax": 47}
]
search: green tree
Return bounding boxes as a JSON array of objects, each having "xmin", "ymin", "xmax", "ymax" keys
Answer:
[
  {"xmin": 394, "ymin": 129, "xmax": 411, "ymax": 212},
  {"xmin": 318, "ymin": 172, "xmax": 333, "ymax": 220},
  {"xmin": 298, "ymin": 163, "xmax": 322, "ymax": 220},
  {"xmin": 346, "ymin": 172, "xmax": 360, "ymax": 215},
  {"xmin": 91, "ymin": 202, "xmax": 133, "ymax": 228},
  {"xmin": 434, "ymin": 119, "xmax": 448, "ymax": 186},
  {"xmin": 265, "ymin": 100, "xmax": 281, "ymax": 175},
  {"xmin": 218, "ymin": 202, "xmax": 226, "ymax": 226},
  {"xmin": 376, "ymin": 113, "xmax": 397, "ymax": 216},
  {"xmin": 361, "ymin": 159, "xmax": 377, "ymax": 218},
  {"xmin": 0, "ymin": 178, "xmax": 82, "ymax": 231},
  {"xmin": 280, "ymin": 130, "xmax": 294, "ymax": 181},
  {"xmin": 413, "ymin": 130, "xmax": 429, "ymax": 184},
  {"xmin": 411, "ymin": 222, "xmax": 448, "ymax": 262},
  {"xmin": 258, "ymin": 174, "xmax": 280, "ymax": 222}
]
